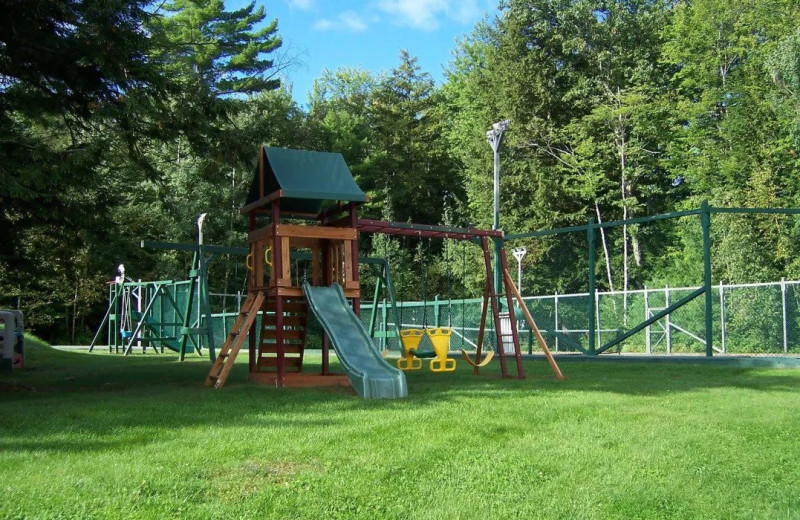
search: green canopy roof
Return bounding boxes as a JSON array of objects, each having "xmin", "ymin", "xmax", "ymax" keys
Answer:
[{"xmin": 245, "ymin": 147, "xmax": 367, "ymax": 214}]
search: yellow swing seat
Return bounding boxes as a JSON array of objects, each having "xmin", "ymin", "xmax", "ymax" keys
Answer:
[
  {"xmin": 397, "ymin": 329, "xmax": 424, "ymax": 371},
  {"xmin": 461, "ymin": 349, "xmax": 495, "ymax": 368},
  {"xmin": 426, "ymin": 328, "xmax": 456, "ymax": 373}
]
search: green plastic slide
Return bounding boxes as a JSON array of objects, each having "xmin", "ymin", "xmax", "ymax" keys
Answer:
[{"xmin": 302, "ymin": 282, "xmax": 408, "ymax": 399}]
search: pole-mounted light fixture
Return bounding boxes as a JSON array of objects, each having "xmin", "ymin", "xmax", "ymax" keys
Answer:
[
  {"xmin": 197, "ymin": 213, "xmax": 208, "ymax": 246},
  {"xmin": 512, "ymin": 247, "xmax": 527, "ymax": 295},
  {"xmin": 487, "ymin": 119, "xmax": 510, "ymax": 294}
]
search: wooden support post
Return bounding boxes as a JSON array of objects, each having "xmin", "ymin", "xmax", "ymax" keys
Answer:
[
  {"xmin": 321, "ymin": 238, "xmax": 330, "ymax": 375},
  {"xmin": 312, "ymin": 246, "xmax": 321, "ymax": 285},
  {"xmin": 249, "ymin": 210, "xmax": 257, "ymax": 373},
  {"xmin": 498, "ymin": 247, "xmax": 525, "ymax": 379},
  {"xmin": 322, "ymin": 334, "xmax": 331, "ymax": 375},
  {"xmin": 473, "ymin": 279, "xmax": 491, "ymax": 376},
  {"xmin": 272, "ymin": 202, "xmax": 285, "ymax": 385},
  {"xmin": 481, "ymin": 237, "xmax": 508, "ymax": 377},
  {"xmin": 349, "ymin": 203, "xmax": 360, "ymax": 316},
  {"xmin": 502, "ymin": 266, "xmax": 563, "ymax": 380}
]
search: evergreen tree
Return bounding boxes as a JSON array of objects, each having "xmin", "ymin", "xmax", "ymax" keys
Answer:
[
  {"xmin": 149, "ymin": 0, "xmax": 283, "ymax": 97},
  {"xmin": 369, "ymin": 50, "xmax": 462, "ymax": 226}
]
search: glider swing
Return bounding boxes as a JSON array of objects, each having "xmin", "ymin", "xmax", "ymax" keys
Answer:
[
  {"xmin": 357, "ymin": 218, "xmax": 527, "ymax": 380},
  {"xmin": 397, "ymin": 238, "xmax": 455, "ymax": 373},
  {"xmin": 456, "ymin": 242, "xmax": 495, "ymax": 369}
]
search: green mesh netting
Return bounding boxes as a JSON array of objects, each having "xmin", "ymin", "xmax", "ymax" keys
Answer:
[{"xmin": 117, "ymin": 280, "xmax": 800, "ymax": 356}]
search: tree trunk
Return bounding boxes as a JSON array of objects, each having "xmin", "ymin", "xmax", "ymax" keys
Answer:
[
  {"xmin": 71, "ymin": 281, "xmax": 79, "ymax": 344},
  {"xmin": 617, "ymin": 103, "xmax": 630, "ymax": 327},
  {"xmin": 595, "ymin": 202, "xmax": 614, "ymax": 291}
]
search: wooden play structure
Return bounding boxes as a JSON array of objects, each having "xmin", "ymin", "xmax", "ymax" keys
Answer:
[
  {"xmin": 206, "ymin": 147, "xmax": 369, "ymax": 389},
  {"xmin": 206, "ymin": 146, "xmax": 563, "ymax": 395},
  {"xmin": 0, "ymin": 310, "xmax": 24, "ymax": 372}
]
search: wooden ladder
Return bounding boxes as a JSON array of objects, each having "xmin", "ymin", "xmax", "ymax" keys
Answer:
[
  {"xmin": 205, "ymin": 291, "xmax": 265, "ymax": 389},
  {"xmin": 256, "ymin": 298, "xmax": 309, "ymax": 373},
  {"xmin": 480, "ymin": 237, "xmax": 525, "ymax": 379}
]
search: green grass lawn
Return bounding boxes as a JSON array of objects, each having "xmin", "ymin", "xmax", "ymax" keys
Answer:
[{"xmin": 1, "ymin": 339, "xmax": 799, "ymax": 519}]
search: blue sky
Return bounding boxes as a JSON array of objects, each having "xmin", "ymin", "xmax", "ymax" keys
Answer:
[{"xmin": 242, "ymin": 0, "xmax": 499, "ymax": 106}]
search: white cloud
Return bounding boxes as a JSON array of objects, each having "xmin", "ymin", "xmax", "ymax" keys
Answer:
[
  {"xmin": 376, "ymin": 0, "xmax": 482, "ymax": 31},
  {"xmin": 313, "ymin": 18, "xmax": 333, "ymax": 31},
  {"xmin": 289, "ymin": 0, "xmax": 314, "ymax": 9},
  {"xmin": 313, "ymin": 11, "xmax": 368, "ymax": 33},
  {"xmin": 340, "ymin": 11, "xmax": 368, "ymax": 32}
]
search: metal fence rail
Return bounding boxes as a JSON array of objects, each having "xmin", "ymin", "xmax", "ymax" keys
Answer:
[
  {"xmin": 358, "ymin": 279, "xmax": 800, "ymax": 356},
  {"xmin": 194, "ymin": 279, "xmax": 800, "ymax": 356}
]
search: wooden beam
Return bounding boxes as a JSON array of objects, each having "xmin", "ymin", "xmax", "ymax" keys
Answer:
[
  {"xmin": 275, "ymin": 224, "xmax": 357, "ymax": 240},
  {"xmin": 312, "ymin": 246, "xmax": 321, "ymax": 285},
  {"xmin": 258, "ymin": 145, "xmax": 265, "ymax": 199},
  {"xmin": 288, "ymin": 237, "xmax": 321, "ymax": 250},
  {"xmin": 499, "ymin": 247, "xmax": 525, "ymax": 379},
  {"xmin": 349, "ymin": 202, "xmax": 361, "ymax": 316},
  {"xmin": 481, "ymin": 236, "xmax": 508, "ymax": 378},
  {"xmin": 502, "ymin": 266, "xmax": 565, "ymax": 381},
  {"xmin": 240, "ymin": 190, "xmax": 283, "ymax": 214},
  {"xmin": 358, "ymin": 219, "xmax": 503, "ymax": 240},
  {"xmin": 248, "ymin": 226, "xmax": 272, "ymax": 243}
]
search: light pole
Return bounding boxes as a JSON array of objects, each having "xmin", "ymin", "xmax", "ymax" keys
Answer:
[
  {"xmin": 197, "ymin": 213, "xmax": 208, "ymax": 246},
  {"xmin": 512, "ymin": 246, "xmax": 527, "ymax": 295},
  {"xmin": 487, "ymin": 119, "xmax": 510, "ymax": 295}
]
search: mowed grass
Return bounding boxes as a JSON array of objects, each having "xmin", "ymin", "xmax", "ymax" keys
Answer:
[{"xmin": 1, "ymin": 339, "xmax": 799, "ymax": 519}]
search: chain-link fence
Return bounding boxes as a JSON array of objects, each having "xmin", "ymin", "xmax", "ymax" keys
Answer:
[
  {"xmin": 113, "ymin": 278, "xmax": 800, "ymax": 356},
  {"xmin": 360, "ymin": 279, "xmax": 800, "ymax": 356}
]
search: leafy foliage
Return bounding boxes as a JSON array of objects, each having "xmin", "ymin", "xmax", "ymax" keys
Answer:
[{"xmin": 3, "ymin": 0, "xmax": 800, "ymax": 340}]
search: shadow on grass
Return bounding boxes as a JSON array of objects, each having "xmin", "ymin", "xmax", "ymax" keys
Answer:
[
  {"xmin": 0, "ymin": 342, "xmax": 797, "ymax": 455},
  {"xmin": 7, "ymin": 342, "xmax": 800, "ymax": 400}
]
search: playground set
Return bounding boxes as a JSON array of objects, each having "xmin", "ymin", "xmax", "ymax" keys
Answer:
[
  {"xmin": 0, "ymin": 309, "xmax": 24, "ymax": 372},
  {"xmin": 91, "ymin": 146, "xmax": 563, "ymax": 398},
  {"xmin": 199, "ymin": 146, "xmax": 563, "ymax": 398},
  {"xmin": 90, "ymin": 146, "xmax": 800, "ymax": 397},
  {"xmin": 89, "ymin": 249, "xmax": 216, "ymax": 359}
]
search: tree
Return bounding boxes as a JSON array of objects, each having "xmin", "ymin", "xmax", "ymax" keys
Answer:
[
  {"xmin": 369, "ymin": 50, "xmax": 462, "ymax": 226},
  {"xmin": 306, "ymin": 67, "xmax": 378, "ymax": 188},
  {"xmin": 149, "ymin": 0, "xmax": 283, "ymax": 97},
  {"xmin": 661, "ymin": 0, "xmax": 800, "ymax": 283},
  {"xmin": 442, "ymin": 0, "xmax": 674, "ymax": 293},
  {"xmin": 0, "ymin": 0, "xmax": 290, "ymax": 339},
  {"xmin": 0, "ymin": 0, "xmax": 171, "ymax": 336}
]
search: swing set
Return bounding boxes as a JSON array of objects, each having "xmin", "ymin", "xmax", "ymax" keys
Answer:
[
  {"xmin": 357, "ymin": 219, "xmax": 564, "ymax": 380},
  {"xmin": 394, "ymin": 238, "xmax": 459, "ymax": 373}
]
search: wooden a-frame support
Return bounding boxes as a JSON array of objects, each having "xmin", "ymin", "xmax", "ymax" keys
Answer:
[
  {"xmin": 501, "ymin": 261, "xmax": 565, "ymax": 381},
  {"xmin": 462, "ymin": 238, "xmax": 564, "ymax": 380},
  {"xmin": 462, "ymin": 237, "xmax": 526, "ymax": 379},
  {"xmin": 206, "ymin": 291, "xmax": 265, "ymax": 388}
]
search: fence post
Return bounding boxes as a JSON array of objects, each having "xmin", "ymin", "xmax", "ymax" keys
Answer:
[
  {"xmin": 666, "ymin": 286, "xmax": 671, "ymax": 354},
  {"xmin": 701, "ymin": 200, "xmax": 713, "ymax": 357},
  {"xmin": 595, "ymin": 291, "xmax": 601, "ymax": 350},
  {"xmin": 383, "ymin": 298, "xmax": 389, "ymax": 351},
  {"xmin": 782, "ymin": 278, "xmax": 788, "ymax": 354},
  {"xmin": 434, "ymin": 295, "xmax": 440, "ymax": 327},
  {"xmin": 554, "ymin": 291, "xmax": 559, "ymax": 352},
  {"xmin": 644, "ymin": 285, "xmax": 650, "ymax": 354},
  {"xmin": 719, "ymin": 281, "xmax": 726, "ymax": 353},
  {"xmin": 587, "ymin": 217, "xmax": 597, "ymax": 355}
]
